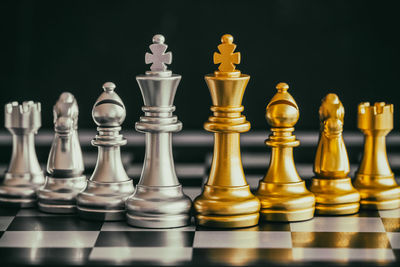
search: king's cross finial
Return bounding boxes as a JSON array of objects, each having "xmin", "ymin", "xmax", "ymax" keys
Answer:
[
  {"xmin": 213, "ymin": 34, "xmax": 241, "ymax": 72},
  {"xmin": 145, "ymin": 34, "xmax": 172, "ymax": 72}
]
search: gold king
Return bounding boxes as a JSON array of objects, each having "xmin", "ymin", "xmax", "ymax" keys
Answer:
[{"xmin": 194, "ymin": 34, "xmax": 260, "ymax": 228}]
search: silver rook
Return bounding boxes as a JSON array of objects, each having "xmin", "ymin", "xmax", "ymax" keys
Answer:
[{"xmin": 0, "ymin": 101, "xmax": 44, "ymax": 207}]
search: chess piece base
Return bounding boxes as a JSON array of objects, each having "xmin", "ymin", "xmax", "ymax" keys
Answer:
[
  {"xmin": 76, "ymin": 179, "xmax": 134, "ymax": 221},
  {"xmin": 354, "ymin": 174, "xmax": 400, "ymax": 210},
  {"xmin": 126, "ymin": 185, "xmax": 192, "ymax": 228},
  {"xmin": 359, "ymin": 198, "xmax": 400, "ymax": 210},
  {"xmin": 77, "ymin": 206, "xmax": 126, "ymax": 221},
  {"xmin": 37, "ymin": 175, "xmax": 87, "ymax": 214},
  {"xmin": 256, "ymin": 181, "xmax": 315, "ymax": 222},
  {"xmin": 194, "ymin": 185, "xmax": 260, "ymax": 228},
  {"xmin": 315, "ymin": 203, "xmax": 360, "ymax": 215},
  {"xmin": 310, "ymin": 177, "xmax": 360, "ymax": 215},
  {"xmin": 0, "ymin": 196, "xmax": 36, "ymax": 208},
  {"xmin": 0, "ymin": 172, "xmax": 44, "ymax": 208},
  {"xmin": 196, "ymin": 213, "xmax": 260, "ymax": 228}
]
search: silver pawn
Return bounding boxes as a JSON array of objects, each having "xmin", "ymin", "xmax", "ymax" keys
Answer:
[
  {"xmin": 126, "ymin": 34, "xmax": 192, "ymax": 228},
  {"xmin": 0, "ymin": 101, "xmax": 44, "ymax": 207},
  {"xmin": 77, "ymin": 82, "xmax": 134, "ymax": 221},
  {"xmin": 37, "ymin": 92, "xmax": 86, "ymax": 213}
]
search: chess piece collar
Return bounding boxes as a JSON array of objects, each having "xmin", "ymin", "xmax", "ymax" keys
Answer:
[
  {"xmin": 204, "ymin": 34, "xmax": 250, "ymax": 133},
  {"xmin": 136, "ymin": 34, "xmax": 182, "ymax": 133}
]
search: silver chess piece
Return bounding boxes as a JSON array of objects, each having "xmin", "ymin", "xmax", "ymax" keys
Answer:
[
  {"xmin": 77, "ymin": 82, "xmax": 134, "ymax": 221},
  {"xmin": 37, "ymin": 92, "xmax": 86, "ymax": 213},
  {"xmin": 0, "ymin": 101, "xmax": 44, "ymax": 207},
  {"xmin": 126, "ymin": 34, "xmax": 192, "ymax": 228}
]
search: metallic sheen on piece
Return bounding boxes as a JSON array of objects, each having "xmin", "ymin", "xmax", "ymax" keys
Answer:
[
  {"xmin": 255, "ymin": 83, "xmax": 315, "ymax": 222},
  {"xmin": 194, "ymin": 34, "xmax": 261, "ymax": 228},
  {"xmin": 77, "ymin": 82, "xmax": 134, "ymax": 221},
  {"xmin": 37, "ymin": 93, "xmax": 86, "ymax": 213},
  {"xmin": 354, "ymin": 102, "xmax": 400, "ymax": 210},
  {"xmin": 126, "ymin": 34, "xmax": 192, "ymax": 228},
  {"xmin": 310, "ymin": 93, "xmax": 360, "ymax": 215},
  {"xmin": 0, "ymin": 101, "xmax": 44, "ymax": 207}
]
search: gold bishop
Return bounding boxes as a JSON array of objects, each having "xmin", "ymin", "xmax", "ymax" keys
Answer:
[{"xmin": 256, "ymin": 83, "xmax": 315, "ymax": 222}]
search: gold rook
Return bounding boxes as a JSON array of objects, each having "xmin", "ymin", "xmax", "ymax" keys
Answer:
[{"xmin": 354, "ymin": 102, "xmax": 400, "ymax": 210}]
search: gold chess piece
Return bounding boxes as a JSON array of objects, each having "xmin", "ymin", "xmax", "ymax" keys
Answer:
[
  {"xmin": 193, "ymin": 34, "xmax": 260, "ymax": 228},
  {"xmin": 255, "ymin": 83, "xmax": 315, "ymax": 222},
  {"xmin": 310, "ymin": 93, "xmax": 360, "ymax": 215},
  {"xmin": 354, "ymin": 102, "xmax": 400, "ymax": 210}
]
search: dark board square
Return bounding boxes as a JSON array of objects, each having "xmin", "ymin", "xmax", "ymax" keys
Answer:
[
  {"xmin": 0, "ymin": 207, "xmax": 19, "ymax": 216},
  {"xmin": 7, "ymin": 216, "xmax": 102, "ymax": 231},
  {"xmin": 192, "ymin": 248, "xmax": 293, "ymax": 265},
  {"xmin": 351, "ymin": 210, "xmax": 380, "ymax": 218},
  {"xmin": 0, "ymin": 247, "xmax": 91, "ymax": 265},
  {"xmin": 95, "ymin": 231, "xmax": 194, "ymax": 247},
  {"xmin": 382, "ymin": 218, "xmax": 400, "ymax": 233},
  {"xmin": 196, "ymin": 223, "xmax": 282, "ymax": 232},
  {"xmin": 292, "ymin": 232, "xmax": 391, "ymax": 248},
  {"xmin": 196, "ymin": 222, "xmax": 290, "ymax": 232},
  {"xmin": 393, "ymin": 249, "xmax": 400, "ymax": 261},
  {"xmin": 257, "ymin": 222, "xmax": 291, "ymax": 231}
]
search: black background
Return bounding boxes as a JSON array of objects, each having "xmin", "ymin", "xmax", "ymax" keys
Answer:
[{"xmin": 1, "ymin": 0, "xmax": 399, "ymax": 131}]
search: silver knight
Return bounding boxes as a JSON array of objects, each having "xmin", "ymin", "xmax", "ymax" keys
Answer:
[{"xmin": 37, "ymin": 92, "xmax": 86, "ymax": 213}]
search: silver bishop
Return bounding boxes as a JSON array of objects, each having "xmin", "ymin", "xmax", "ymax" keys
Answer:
[{"xmin": 77, "ymin": 82, "xmax": 134, "ymax": 221}]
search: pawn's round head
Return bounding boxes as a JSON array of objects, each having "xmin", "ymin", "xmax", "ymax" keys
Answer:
[
  {"xmin": 92, "ymin": 82, "xmax": 126, "ymax": 127},
  {"xmin": 266, "ymin": 83, "xmax": 299, "ymax": 127}
]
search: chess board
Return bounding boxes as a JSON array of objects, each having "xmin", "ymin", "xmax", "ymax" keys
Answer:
[{"xmin": 0, "ymin": 130, "xmax": 399, "ymax": 266}]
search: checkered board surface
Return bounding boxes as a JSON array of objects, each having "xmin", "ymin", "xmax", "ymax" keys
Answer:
[{"xmin": 0, "ymin": 130, "xmax": 400, "ymax": 266}]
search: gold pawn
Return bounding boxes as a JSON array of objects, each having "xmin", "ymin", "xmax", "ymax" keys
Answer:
[
  {"xmin": 310, "ymin": 93, "xmax": 360, "ymax": 215},
  {"xmin": 255, "ymin": 83, "xmax": 315, "ymax": 222},
  {"xmin": 194, "ymin": 34, "xmax": 260, "ymax": 228},
  {"xmin": 354, "ymin": 102, "xmax": 400, "ymax": 209}
]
